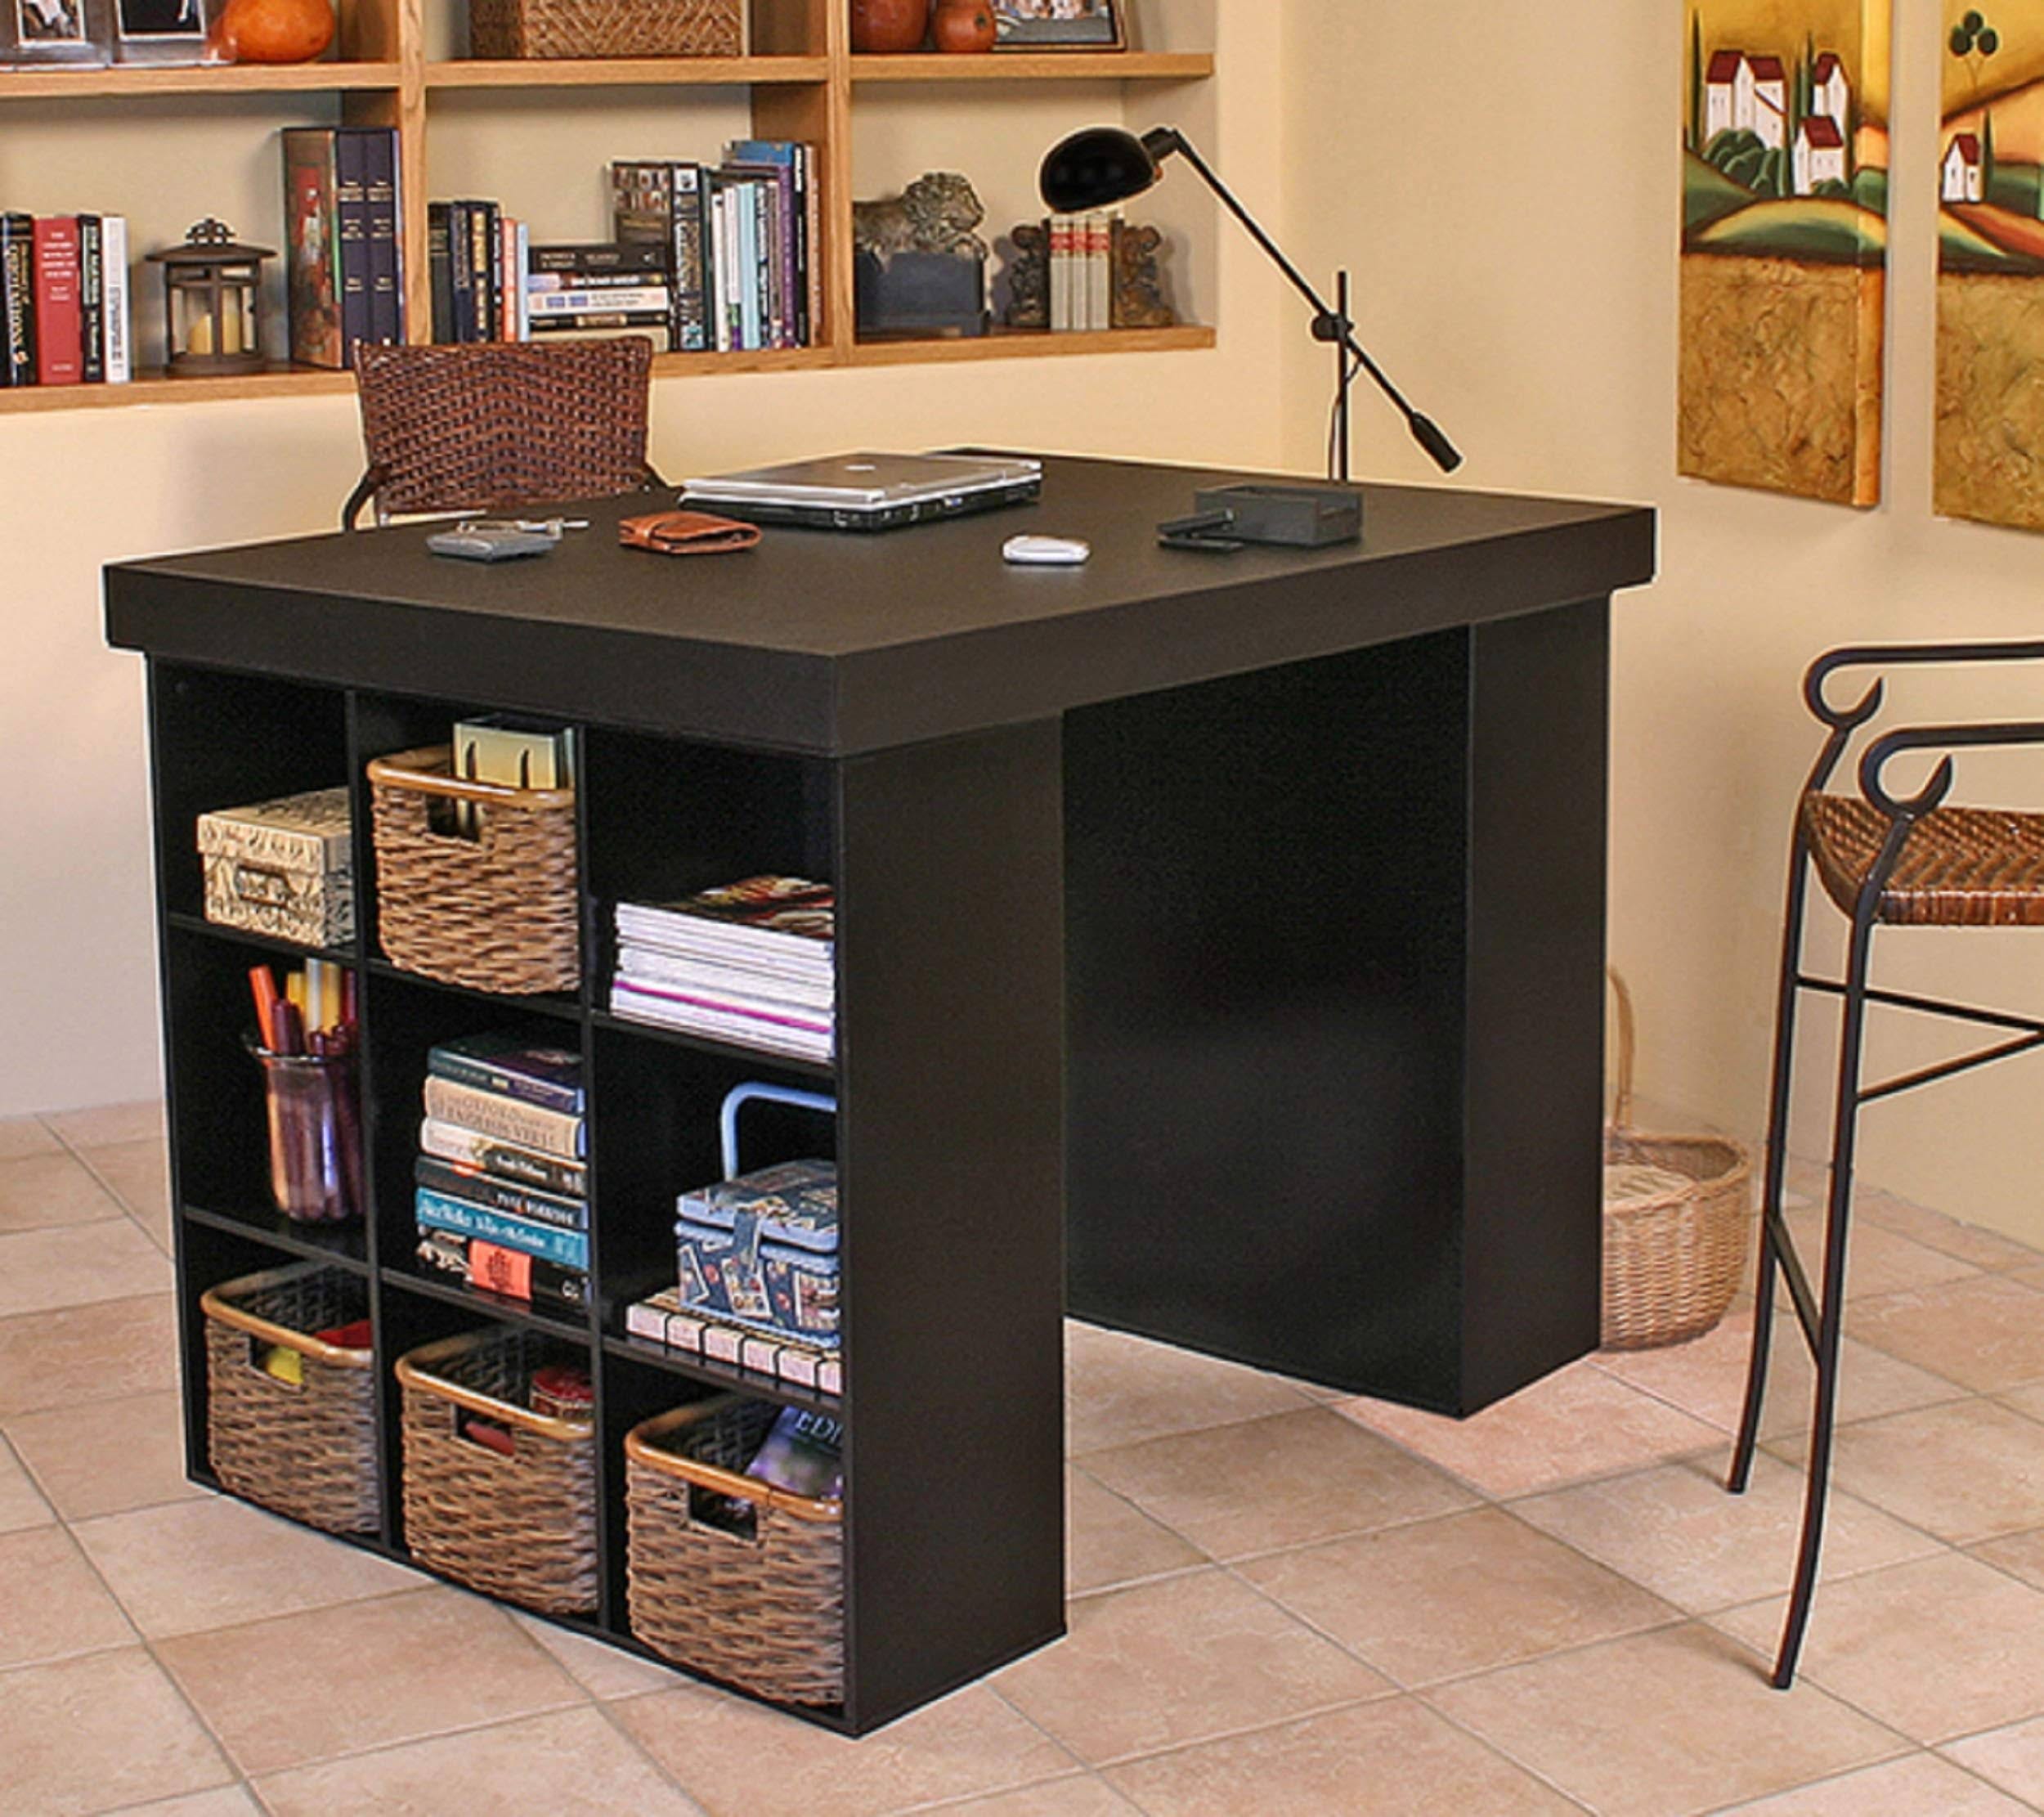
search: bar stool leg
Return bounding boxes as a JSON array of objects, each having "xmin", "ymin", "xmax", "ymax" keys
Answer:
[
  {"xmin": 1771, "ymin": 900, "xmax": 1877, "ymax": 1689},
  {"xmin": 1731, "ymin": 837, "xmax": 1813, "ymax": 1494}
]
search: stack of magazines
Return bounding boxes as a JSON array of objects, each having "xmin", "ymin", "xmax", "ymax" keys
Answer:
[{"xmin": 609, "ymin": 876, "xmax": 834, "ymax": 1064}]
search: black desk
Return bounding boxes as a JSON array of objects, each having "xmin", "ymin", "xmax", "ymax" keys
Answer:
[{"xmin": 106, "ymin": 454, "xmax": 1654, "ymax": 1730}]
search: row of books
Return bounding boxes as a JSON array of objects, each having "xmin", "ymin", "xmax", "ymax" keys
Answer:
[
  {"xmin": 611, "ymin": 143, "xmax": 821, "ymax": 353},
  {"xmin": 281, "ymin": 127, "xmax": 405, "ymax": 372},
  {"xmin": 1047, "ymin": 211, "xmax": 1116, "ymax": 333},
  {"xmin": 0, "ymin": 213, "xmax": 132, "ymax": 388},
  {"xmin": 412, "ymin": 1034, "xmax": 590, "ymax": 1317},
  {"xmin": 610, "ymin": 876, "xmax": 836, "ymax": 1065}
]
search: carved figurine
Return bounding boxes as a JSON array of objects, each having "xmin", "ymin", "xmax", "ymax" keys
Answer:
[
  {"xmin": 853, "ymin": 173, "xmax": 988, "ymax": 269},
  {"xmin": 1002, "ymin": 222, "xmax": 1050, "ymax": 330},
  {"xmin": 1110, "ymin": 220, "xmax": 1177, "ymax": 330}
]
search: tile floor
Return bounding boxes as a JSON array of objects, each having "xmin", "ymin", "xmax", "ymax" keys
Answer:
[{"xmin": 7, "ymin": 1103, "xmax": 2044, "ymax": 1814}]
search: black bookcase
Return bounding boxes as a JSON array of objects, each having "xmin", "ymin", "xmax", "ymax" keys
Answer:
[{"xmin": 146, "ymin": 659, "xmax": 1066, "ymax": 1736}]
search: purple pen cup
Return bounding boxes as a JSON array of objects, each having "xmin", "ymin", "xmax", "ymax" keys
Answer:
[{"xmin": 246, "ymin": 1034, "xmax": 361, "ymax": 1224}]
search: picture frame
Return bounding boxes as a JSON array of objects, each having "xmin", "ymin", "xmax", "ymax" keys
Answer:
[
  {"xmin": 11, "ymin": 0, "xmax": 112, "ymax": 66},
  {"xmin": 111, "ymin": 0, "xmax": 208, "ymax": 63},
  {"xmin": 992, "ymin": 0, "xmax": 1122, "ymax": 51}
]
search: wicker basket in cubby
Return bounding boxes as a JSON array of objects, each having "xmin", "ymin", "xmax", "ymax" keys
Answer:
[
  {"xmin": 367, "ymin": 747, "xmax": 580, "ymax": 997},
  {"xmin": 395, "ymin": 1327, "xmax": 598, "ymax": 1614},
  {"xmin": 625, "ymin": 1397, "xmax": 845, "ymax": 1707},
  {"xmin": 470, "ymin": 0, "xmax": 741, "ymax": 60},
  {"xmin": 202, "ymin": 1263, "xmax": 379, "ymax": 1535}
]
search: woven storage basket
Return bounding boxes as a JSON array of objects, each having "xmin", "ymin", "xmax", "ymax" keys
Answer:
[
  {"xmin": 625, "ymin": 1398, "xmax": 845, "ymax": 1706},
  {"xmin": 368, "ymin": 747, "xmax": 580, "ymax": 996},
  {"xmin": 1602, "ymin": 970, "xmax": 1754, "ymax": 1350},
  {"xmin": 396, "ymin": 1328, "xmax": 598, "ymax": 1614},
  {"xmin": 470, "ymin": 0, "xmax": 740, "ymax": 59},
  {"xmin": 202, "ymin": 1263, "xmax": 379, "ymax": 1535}
]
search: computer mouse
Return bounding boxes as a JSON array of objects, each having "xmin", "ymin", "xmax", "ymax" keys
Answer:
[{"xmin": 1003, "ymin": 535, "xmax": 1091, "ymax": 566}]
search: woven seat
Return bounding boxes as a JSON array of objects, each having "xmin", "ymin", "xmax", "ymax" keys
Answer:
[
  {"xmin": 343, "ymin": 339, "xmax": 664, "ymax": 528},
  {"xmin": 1802, "ymin": 791, "xmax": 2044, "ymax": 926}
]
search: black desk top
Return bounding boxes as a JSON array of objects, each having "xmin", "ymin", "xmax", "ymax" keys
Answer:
[{"xmin": 105, "ymin": 454, "xmax": 1655, "ymax": 755}]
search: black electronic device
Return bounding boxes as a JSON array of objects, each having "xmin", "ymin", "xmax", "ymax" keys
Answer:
[{"xmin": 1158, "ymin": 482, "xmax": 1363, "ymax": 553}]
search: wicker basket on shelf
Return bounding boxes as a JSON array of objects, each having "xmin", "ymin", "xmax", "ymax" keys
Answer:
[
  {"xmin": 396, "ymin": 1328, "xmax": 598, "ymax": 1614},
  {"xmin": 470, "ymin": 0, "xmax": 741, "ymax": 59},
  {"xmin": 367, "ymin": 747, "xmax": 580, "ymax": 996},
  {"xmin": 625, "ymin": 1397, "xmax": 845, "ymax": 1706},
  {"xmin": 1602, "ymin": 969, "xmax": 1754, "ymax": 1350},
  {"xmin": 202, "ymin": 1263, "xmax": 379, "ymax": 1535}
]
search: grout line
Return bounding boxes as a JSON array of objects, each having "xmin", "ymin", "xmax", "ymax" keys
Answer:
[{"xmin": 580, "ymin": 1694, "xmax": 716, "ymax": 1817}]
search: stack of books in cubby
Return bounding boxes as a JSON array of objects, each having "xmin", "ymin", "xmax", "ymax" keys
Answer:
[
  {"xmin": 414, "ymin": 1034, "xmax": 589, "ymax": 1317},
  {"xmin": 1, "ymin": 212, "xmax": 132, "ymax": 388},
  {"xmin": 610, "ymin": 875, "xmax": 835, "ymax": 1064}
]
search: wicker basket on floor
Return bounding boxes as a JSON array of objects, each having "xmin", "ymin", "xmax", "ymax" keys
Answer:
[
  {"xmin": 202, "ymin": 1263, "xmax": 379, "ymax": 1535},
  {"xmin": 368, "ymin": 747, "xmax": 580, "ymax": 996},
  {"xmin": 625, "ymin": 1398, "xmax": 845, "ymax": 1706},
  {"xmin": 470, "ymin": 0, "xmax": 740, "ymax": 59},
  {"xmin": 1602, "ymin": 970, "xmax": 1754, "ymax": 1350},
  {"xmin": 396, "ymin": 1328, "xmax": 598, "ymax": 1614}
]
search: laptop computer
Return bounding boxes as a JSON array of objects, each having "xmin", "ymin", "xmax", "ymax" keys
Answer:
[{"xmin": 679, "ymin": 451, "xmax": 1043, "ymax": 532}]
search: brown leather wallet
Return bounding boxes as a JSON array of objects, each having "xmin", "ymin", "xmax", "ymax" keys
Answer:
[{"xmin": 618, "ymin": 509, "xmax": 762, "ymax": 555}]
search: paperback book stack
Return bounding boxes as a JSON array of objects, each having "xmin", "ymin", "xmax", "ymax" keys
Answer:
[
  {"xmin": 610, "ymin": 877, "xmax": 834, "ymax": 1064},
  {"xmin": 414, "ymin": 1034, "xmax": 589, "ymax": 1317},
  {"xmin": 428, "ymin": 204, "xmax": 672, "ymax": 351},
  {"xmin": 1, "ymin": 211, "xmax": 133, "ymax": 388}
]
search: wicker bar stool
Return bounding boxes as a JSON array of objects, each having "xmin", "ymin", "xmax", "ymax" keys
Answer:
[
  {"xmin": 1731, "ymin": 639, "xmax": 2044, "ymax": 1689},
  {"xmin": 343, "ymin": 339, "xmax": 666, "ymax": 529}
]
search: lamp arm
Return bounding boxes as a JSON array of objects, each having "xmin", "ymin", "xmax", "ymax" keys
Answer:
[{"xmin": 1153, "ymin": 128, "xmax": 1462, "ymax": 473}]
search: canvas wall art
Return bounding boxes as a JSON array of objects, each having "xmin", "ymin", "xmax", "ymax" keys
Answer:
[
  {"xmin": 1934, "ymin": 4, "xmax": 2044, "ymax": 532},
  {"xmin": 1680, "ymin": 1, "xmax": 1892, "ymax": 505}
]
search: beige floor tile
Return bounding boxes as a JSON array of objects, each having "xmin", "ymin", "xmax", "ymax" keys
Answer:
[
  {"xmin": 0, "ymin": 1435, "xmax": 53, "ymax": 1531},
  {"xmin": 6, "ymin": 1390, "xmax": 199, "ymax": 1521},
  {"xmin": 1766, "ymin": 1397, "xmax": 2044, "ymax": 1546},
  {"xmin": 1102, "ymin": 1697, "xmax": 1585, "ymax": 1817},
  {"xmin": 74, "ymin": 1495, "xmax": 418, "ymax": 1639},
  {"xmin": 1238, "ymin": 1505, "xmax": 1677, "ymax": 1687},
  {"xmin": 1079, "ymin": 1406, "xmax": 1476, "ymax": 1563},
  {"xmin": 1782, "ymin": 1203, "xmax": 1981, "ymax": 1299},
  {"xmin": 1970, "ymin": 1525, "xmax": 2044, "ymax": 1591},
  {"xmin": 1336, "ymin": 1357, "xmax": 1724, "ymax": 1499},
  {"xmin": 1428, "ymin": 1623, "xmax": 1903, "ymax": 1817},
  {"xmin": 0, "ymin": 1524, "xmax": 137, "ymax": 1667},
  {"xmin": 903, "ymin": 1778, "xmax": 1140, "ymax": 1816},
  {"xmin": 1998, "ymin": 1380, "xmax": 2044, "ymax": 1424},
  {"xmin": 1713, "ymin": 1551, "xmax": 2044, "ymax": 1743},
  {"xmin": 0, "ymin": 1151, "xmax": 129, "ymax": 1234},
  {"xmin": 1943, "ymin": 1716, "xmax": 2044, "ymax": 1809},
  {"xmin": 83, "ymin": 1138, "xmax": 173, "ymax": 1254},
  {"xmin": 1716, "ymin": 1752, "xmax": 2033, "ymax": 1815},
  {"xmin": 0, "ymin": 1221, "xmax": 172, "ymax": 1319},
  {"xmin": 103, "ymin": 1791, "xmax": 267, "ymax": 1817},
  {"xmin": 992, "ymin": 1568, "xmax": 1390, "ymax": 1766},
  {"xmin": 617, "ymin": 1680, "xmax": 1074, "ymax": 1817},
  {"xmin": 511, "ymin": 1610, "xmax": 686, "ymax": 1700},
  {"xmin": 253, "ymin": 1705, "xmax": 698, "ymax": 1817},
  {"xmin": 157, "ymin": 1586, "xmax": 585, "ymax": 1774},
  {"xmin": 0, "ymin": 1294, "xmax": 179, "ymax": 1419},
  {"xmin": 1848, "ymin": 1275, "xmax": 2044, "ymax": 1393},
  {"xmin": 1858, "ymin": 1190, "xmax": 2044, "ymax": 1272},
  {"xmin": 0, "ymin": 1647, "xmax": 234, "ymax": 1815},
  {"xmin": 1065, "ymin": 1321, "xmax": 1310, "ymax": 1457},
  {"xmin": 0, "ymin": 1115, "xmax": 61, "ymax": 1160},
  {"xmin": 1067, "ymin": 1468, "xmax": 1204, "ymax": 1596},
  {"xmin": 1511, "ymin": 1453, "xmax": 1939, "ymax": 1615},
  {"xmin": 43, "ymin": 1100, "xmax": 165, "ymax": 1151}
]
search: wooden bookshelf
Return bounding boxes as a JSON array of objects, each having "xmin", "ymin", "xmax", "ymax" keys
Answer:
[
  {"xmin": 849, "ymin": 50, "xmax": 1212, "ymax": 83},
  {"xmin": 423, "ymin": 55, "xmax": 830, "ymax": 89}
]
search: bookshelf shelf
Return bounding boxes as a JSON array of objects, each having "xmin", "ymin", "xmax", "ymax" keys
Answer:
[
  {"xmin": 424, "ymin": 56, "xmax": 831, "ymax": 90},
  {"xmin": 165, "ymin": 910, "xmax": 355, "ymax": 968},
  {"xmin": 185, "ymin": 1200, "xmax": 371, "ymax": 1271},
  {"xmin": 587, "ymin": 1007, "xmax": 836, "ymax": 1080},
  {"xmin": 379, "ymin": 1260, "xmax": 587, "ymax": 1335},
  {"xmin": 850, "ymin": 324, "xmax": 1215, "ymax": 366},
  {"xmin": 602, "ymin": 1331, "xmax": 840, "ymax": 1417},
  {"xmin": 0, "ymin": 61, "xmax": 401, "ymax": 100},
  {"xmin": 849, "ymin": 51, "xmax": 1213, "ymax": 83},
  {"xmin": 0, "ymin": 368, "xmax": 360, "ymax": 414}
]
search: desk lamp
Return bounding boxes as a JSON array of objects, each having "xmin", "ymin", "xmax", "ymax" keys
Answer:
[{"xmin": 1038, "ymin": 126, "xmax": 1461, "ymax": 481}]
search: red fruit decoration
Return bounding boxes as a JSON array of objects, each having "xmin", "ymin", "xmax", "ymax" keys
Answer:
[
  {"xmin": 930, "ymin": 0, "xmax": 996, "ymax": 52},
  {"xmin": 208, "ymin": 0, "xmax": 335, "ymax": 61},
  {"xmin": 851, "ymin": 0, "xmax": 930, "ymax": 54}
]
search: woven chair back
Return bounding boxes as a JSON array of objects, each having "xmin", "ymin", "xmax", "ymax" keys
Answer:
[{"xmin": 347, "ymin": 339, "xmax": 660, "ymax": 526}]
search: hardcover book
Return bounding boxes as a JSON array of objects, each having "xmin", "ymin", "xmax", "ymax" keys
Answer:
[
  {"xmin": 419, "ymin": 1115, "xmax": 586, "ymax": 1196},
  {"xmin": 334, "ymin": 128, "xmax": 373, "ymax": 364},
  {"xmin": 101, "ymin": 214, "xmax": 130, "ymax": 383},
  {"xmin": 421, "ymin": 1074, "xmax": 585, "ymax": 1158},
  {"xmin": 362, "ymin": 128, "xmax": 402, "ymax": 348},
  {"xmin": 282, "ymin": 128, "xmax": 345, "ymax": 367},
  {"xmin": 0, "ymin": 214, "xmax": 34, "ymax": 387},
  {"xmin": 31, "ymin": 216, "xmax": 82, "ymax": 385},
  {"xmin": 428, "ymin": 1034, "xmax": 584, "ymax": 1115},
  {"xmin": 415, "ymin": 1155, "xmax": 588, "ymax": 1232},
  {"xmin": 415, "ymin": 1185, "xmax": 589, "ymax": 1271},
  {"xmin": 78, "ymin": 215, "xmax": 103, "ymax": 384}
]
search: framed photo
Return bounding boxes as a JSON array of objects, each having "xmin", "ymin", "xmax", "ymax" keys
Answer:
[
  {"xmin": 112, "ymin": 0, "xmax": 207, "ymax": 62},
  {"xmin": 11, "ymin": 0, "xmax": 110, "ymax": 65},
  {"xmin": 992, "ymin": 0, "xmax": 1123, "ymax": 51}
]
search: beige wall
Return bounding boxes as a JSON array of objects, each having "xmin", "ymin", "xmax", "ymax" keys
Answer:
[
  {"xmin": 1281, "ymin": 0, "xmax": 2044, "ymax": 1244},
  {"xmin": 0, "ymin": 0, "xmax": 1288, "ymax": 1115}
]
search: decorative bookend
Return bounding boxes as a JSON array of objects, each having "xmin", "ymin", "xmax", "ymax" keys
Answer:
[
  {"xmin": 852, "ymin": 172, "xmax": 988, "ymax": 338},
  {"xmin": 1002, "ymin": 218, "xmax": 1175, "ymax": 330}
]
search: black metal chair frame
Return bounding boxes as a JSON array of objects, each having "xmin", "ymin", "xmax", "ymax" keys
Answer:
[{"xmin": 1731, "ymin": 638, "xmax": 2044, "ymax": 1689}]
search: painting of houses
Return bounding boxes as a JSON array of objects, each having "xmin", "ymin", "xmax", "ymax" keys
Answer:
[
  {"xmin": 1934, "ymin": 4, "xmax": 2044, "ymax": 532},
  {"xmin": 1681, "ymin": 2, "xmax": 1891, "ymax": 505}
]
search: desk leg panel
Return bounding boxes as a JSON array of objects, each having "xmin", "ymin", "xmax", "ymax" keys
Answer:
[{"xmin": 833, "ymin": 719, "xmax": 1067, "ymax": 1732}]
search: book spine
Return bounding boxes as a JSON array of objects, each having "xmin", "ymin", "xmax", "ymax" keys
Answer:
[
  {"xmin": 479, "ymin": 200, "xmax": 501, "ymax": 343},
  {"xmin": 421, "ymin": 1075, "xmax": 585, "ymax": 1157},
  {"xmin": 334, "ymin": 128, "xmax": 373, "ymax": 367},
  {"xmin": 1049, "ymin": 216, "xmax": 1068, "ymax": 332},
  {"xmin": 363, "ymin": 127, "xmax": 402, "ymax": 348},
  {"xmin": 76, "ymin": 216, "xmax": 103, "ymax": 384},
  {"xmin": 525, "ymin": 285, "xmax": 672, "ymax": 316},
  {"xmin": 527, "ymin": 268, "xmax": 672, "ymax": 293},
  {"xmin": 31, "ymin": 217, "xmax": 83, "ymax": 386},
  {"xmin": 415, "ymin": 1187, "xmax": 589, "ymax": 1270},
  {"xmin": 451, "ymin": 201, "xmax": 477, "ymax": 342},
  {"xmin": 517, "ymin": 322, "xmax": 671, "ymax": 348},
  {"xmin": 801, "ymin": 144, "xmax": 822, "ymax": 347},
  {"xmin": 428, "ymin": 201, "xmax": 455, "ymax": 344},
  {"xmin": 426, "ymin": 1049, "xmax": 583, "ymax": 1115},
  {"xmin": 417, "ymin": 1234, "xmax": 586, "ymax": 1311},
  {"xmin": 1088, "ymin": 212, "xmax": 1111, "ymax": 334},
  {"xmin": 419, "ymin": 1115, "xmax": 585, "ymax": 1196},
  {"xmin": 281, "ymin": 128, "xmax": 343, "ymax": 368},
  {"xmin": 1, "ymin": 216, "xmax": 35, "ymax": 387},
  {"xmin": 529, "ymin": 243, "xmax": 667, "ymax": 276},
  {"xmin": 741, "ymin": 180, "xmax": 764, "ymax": 350},
  {"xmin": 513, "ymin": 219, "xmax": 528, "ymax": 340},
  {"xmin": 101, "ymin": 216, "xmax": 130, "ymax": 383},
  {"xmin": 415, "ymin": 1155, "xmax": 587, "ymax": 1231},
  {"xmin": 711, "ymin": 181, "xmax": 737, "ymax": 352},
  {"xmin": 673, "ymin": 164, "xmax": 708, "ymax": 352}
]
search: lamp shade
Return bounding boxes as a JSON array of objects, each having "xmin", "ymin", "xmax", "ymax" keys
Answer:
[{"xmin": 1039, "ymin": 127, "xmax": 1162, "ymax": 214}]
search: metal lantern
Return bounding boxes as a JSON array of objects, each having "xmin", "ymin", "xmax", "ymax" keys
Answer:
[{"xmin": 146, "ymin": 218, "xmax": 272, "ymax": 376}]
